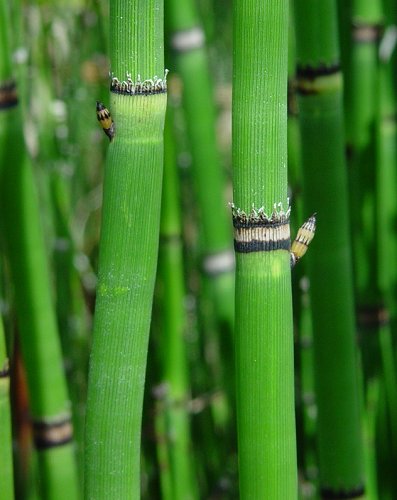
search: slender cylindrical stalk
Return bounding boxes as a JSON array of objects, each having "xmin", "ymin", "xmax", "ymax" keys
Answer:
[
  {"xmin": 376, "ymin": 15, "xmax": 397, "ymax": 316},
  {"xmin": 84, "ymin": 1, "xmax": 167, "ymax": 498},
  {"xmin": 0, "ymin": 316, "xmax": 13, "ymax": 500},
  {"xmin": 0, "ymin": 2, "xmax": 79, "ymax": 498},
  {"xmin": 288, "ymin": 7, "xmax": 317, "ymax": 488},
  {"xmin": 346, "ymin": 0, "xmax": 383, "ymax": 353},
  {"xmin": 154, "ymin": 104, "xmax": 198, "ymax": 500},
  {"xmin": 294, "ymin": 0, "xmax": 365, "ymax": 496},
  {"xmin": 233, "ymin": 1, "xmax": 296, "ymax": 497},
  {"xmin": 375, "ymin": 15, "xmax": 397, "ymax": 498},
  {"xmin": 166, "ymin": 0, "xmax": 235, "ymax": 330},
  {"xmin": 166, "ymin": 0, "xmax": 235, "ymax": 472},
  {"xmin": 154, "ymin": 399, "xmax": 173, "ymax": 500},
  {"xmin": 28, "ymin": 7, "xmax": 91, "ymax": 475}
]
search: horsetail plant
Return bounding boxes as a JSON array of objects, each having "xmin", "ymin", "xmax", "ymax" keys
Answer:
[
  {"xmin": 84, "ymin": 1, "xmax": 168, "ymax": 497},
  {"xmin": 166, "ymin": 0, "xmax": 235, "ymax": 467},
  {"xmin": 27, "ymin": 6, "xmax": 92, "ymax": 472},
  {"xmin": 377, "ymin": 5, "xmax": 397, "ymax": 321},
  {"xmin": 232, "ymin": 1, "xmax": 297, "ymax": 497},
  {"xmin": 165, "ymin": 0, "xmax": 235, "ymax": 330},
  {"xmin": 0, "ymin": 315, "xmax": 13, "ymax": 500},
  {"xmin": 343, "ymin": 1, "xmax": 394, "ymax": 493},
  {"xmin": 153, "ymin": 104, "xmax": 198, "ymax": 500},
  {"xmin": 375, "ymin": 14, "xmax": 397, "ymax": 496},
  {"xmin": 294, "ymin": 0, "xmax": 365, "ymax": 495},
  {"xmin": 345, "ymin": 0, "xmax": 383, "ymax": 374},
  {"xmin": 0, "ymin": 1, "xmax": 79, "ymax": 498}
]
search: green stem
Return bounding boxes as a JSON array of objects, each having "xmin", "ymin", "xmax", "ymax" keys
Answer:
[
  {"xmin": 0, "ymin": 1, "xmax": 79, "ymax": 498},
  {"xmin": 346, "ymin": 0, "xmax": 383, "ymax": 351},
  {"xmin": 232, "ymin": 1, "xmax": 297, "ymax": 497},
  {"xmin": 84, "ymin": 1, "xmax": 167, "ymax": 497},
  {"xmin": 294, "ymin": 0, "xmax": 365, "ymax": 495},
  {"xmin": 166, "ymin": 0, "xmax": 235, "ymax": 330},
  {"xmin": 154, "ymin": 104, "xmax": 198, "ymax": 500},
  {"xmin": 0, "ymin": 315, "xmax": 13, "ymax": 500}
]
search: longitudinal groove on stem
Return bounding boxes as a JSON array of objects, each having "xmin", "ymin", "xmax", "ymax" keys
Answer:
[
  {"xmin": 84, "ymin": 1, "xmax": 166, "ymax": 498},
  {"xmin": 111, "ymin": 1, "xmax": 163, "ymax": 78},
  {"xmin": 233, "ymin": 1, "xmax": 296, "ymax": 498},
  {"xmin": 233, "ymin": 2, "xmax": 288, "ymax": 213}
]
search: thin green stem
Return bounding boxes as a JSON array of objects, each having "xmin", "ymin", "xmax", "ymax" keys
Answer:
[
  {"xmin": 0, "ymin": 315, "xmax": 13, "ymax": 500},
  {"xmin": 153, "ymin": 105, "xmax": 198, "ymax": 500},
  {"xmin": 166, "ymin": 0, "xmax": 235, "ymax": 330},
  {"xmin": 0, "ymin": 1, "xmax": 79, "ymax": 498}
]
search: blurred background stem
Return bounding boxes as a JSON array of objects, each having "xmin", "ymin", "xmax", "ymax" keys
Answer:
[{"xmin": 294, "ymin": 0, "xmax": 365, "ymax": 495}]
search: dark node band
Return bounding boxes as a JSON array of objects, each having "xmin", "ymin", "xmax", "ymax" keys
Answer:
[
  {"xmin": 352, "ymin": 22, "xmax": 383, "ymax": 43},
  {"xmin": 109, "ymin": 71, "xmax": 168, "ymax": 96},
  {"xmin": 295, "ymin": 64, "xmax": 341, "ymax": 96},
  {"xmin": 232, "ymin": 204, "xmax": 291, "ymax": 254},
  {"xmin": 110, "ymin": 78, "xmax": 167, "ymax": 96},
  {"xmin": 233, "ymin": 213, "xmax": 291, "ymax": 254},
  {"xmin": 234, "ymin": 238, "xmax": 290, "ymax": 253},
  {"xmin": 321, "ymin": 485, "xmax": 365, "ymax": 499},
  {"xmin": 233, "ymin": 218, "xmax": 289, "ymax": 229},
  {"xmin": 111, "ymin": 86, "xmax": 167, "ymax": 96},
  {"xmin": 296, "ymin": 63, "xmax": 341, "ymax": 80},
  {"xmin": 0, "ymin": 359, "xmax": 10, "ymax": 378},
  {"xmin": 356, "ymin": 305, "xmax": 389, "ymax": 329},
  {"xmin": 0, "ymin": 80, "xmax": 19, "ymax": 109},
  {"xmin": 33, "ymin": 416, "xmax": 73, "ymax": 450}
]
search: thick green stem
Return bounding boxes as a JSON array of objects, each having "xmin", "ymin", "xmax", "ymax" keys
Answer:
[
  {"xmin": 232, "ymin": 1, "xmax": 297, "ymax": 497},
  {"xmin": 84, "ymin": 1, "xmax": 167, "ymax": 498}
]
